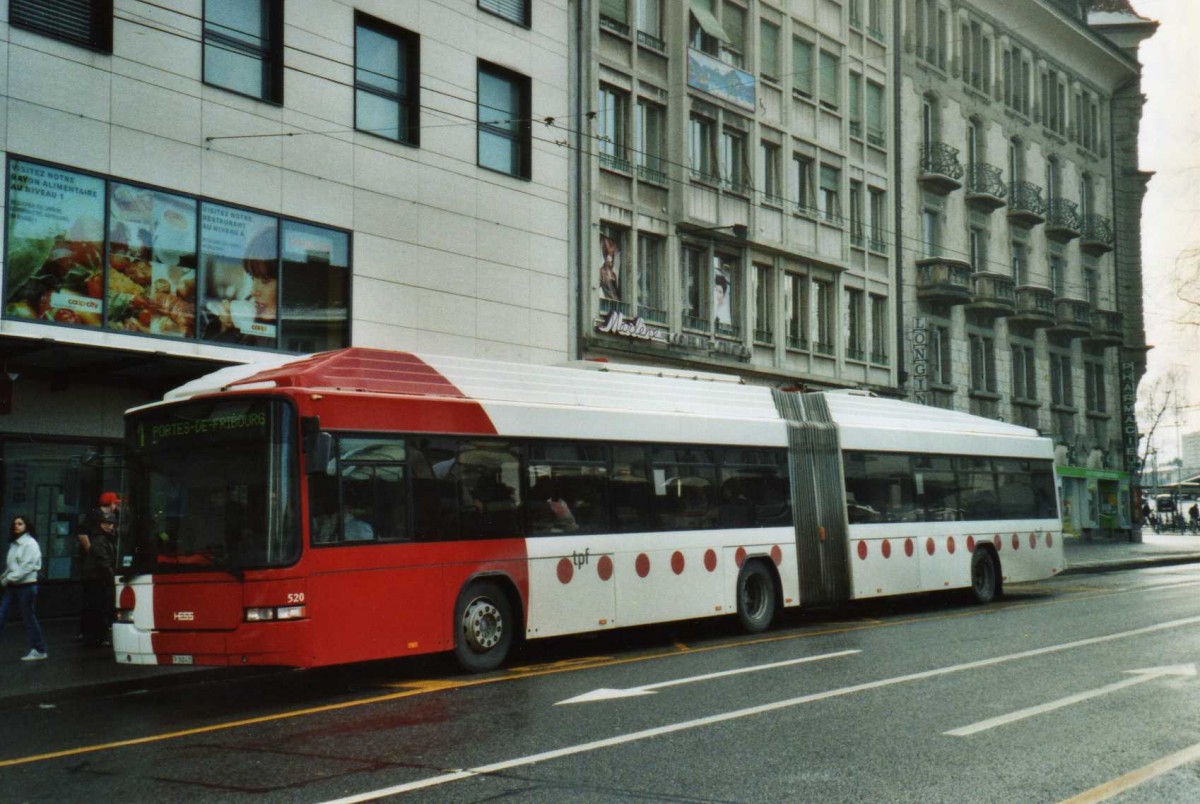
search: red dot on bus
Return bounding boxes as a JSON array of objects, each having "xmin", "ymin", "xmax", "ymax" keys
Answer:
[
  {"xmin": 770, "ymin": 545, "xmax": 783, "ymax": 565},
  {"xmin": 947, "ymin": 536, "xmax": 956, "ymax": 555},
  {"xmin": 704, "ymin": 549, "xmax": 718, "ymax": 572},
  {"xmin": 556, "ymin": 558, "xmax": 573, "ymax": 585},
  {"xmin": 671, "ymin": 551, "xmax": 685, "ymax": 575},
  {"xmin": 967, "ymin": 536, "xmax": 976, "ymax": 552},
  {"xmin": 926, "ymin": 538, "xmax": 935, "ymax": 556},
  {"xmin": 905, "ymin": 538, "xmax": 914, "ymax": 557},
  {"xmin": 1046, "ymin": 533, "xmax": 1054, "ymax": 548},
  {"xmin": 1029, "ymin": 532, "xmax": 1037, "ymax": 550},
  {"xmin": 597, "ymin": 555, "xmax": 613, "ymax": 581},
  {"xmin": 857, "ymin": 541, "xmax": 868, "ymax": 560},
  {"xmin": 1012, "ymin": 533, "xmax": 1020, "ymax": 550},
  {"xmin": 735, "ymin": 547, "xmax": 747, "ymax": 568},
  {"xmin": 881, "ymin": 539, "xmax": 891, "ymax": 558},
  {"xmin": 994, "ymin": 535, "xmax": 1002, "ymax": 550},
  {"xmin": 636, "ymin": 553, "xmax": 651, "ymax": 578}
]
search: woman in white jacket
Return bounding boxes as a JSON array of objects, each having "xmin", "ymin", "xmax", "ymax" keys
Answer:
[{"xmin": 0, "ymin": 515, "xmax": 48, "ymax": 660}]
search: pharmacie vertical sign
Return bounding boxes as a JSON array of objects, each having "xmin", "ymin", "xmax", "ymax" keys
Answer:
[{"xmin": 1120, "ymin": 359, "xmax": 1139, "ymax": 472}]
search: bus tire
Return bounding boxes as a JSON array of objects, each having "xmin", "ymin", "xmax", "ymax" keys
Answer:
[
  {"xmin": 969, "ymin": 548, "xmax": 1000, "ymax": 605},
  {"xmin": 453, "ymin": 580, "xmax": 514, "ymax": 673},
  {"xmin": 736, "ymin": 560, "xmax": 777, "ymax": 633}
]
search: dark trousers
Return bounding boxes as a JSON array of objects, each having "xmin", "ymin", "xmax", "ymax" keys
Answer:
[
  {"xmin": 81, "ymin": 577, "xmax": 114, "ymax": 645},
  {"xmin": 0, "ymin": 584, "xmax": 47, "ymax": 653}
]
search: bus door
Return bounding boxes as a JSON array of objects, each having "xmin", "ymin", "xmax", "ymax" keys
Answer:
[{"xmin": 773, "ymin": 391, "xmax": 850, "ymax": 605}]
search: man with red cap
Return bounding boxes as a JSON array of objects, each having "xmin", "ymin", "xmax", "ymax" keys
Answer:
[{"xmin": 77, "ymin": 491, "xmax": 121, "ymax": 644}]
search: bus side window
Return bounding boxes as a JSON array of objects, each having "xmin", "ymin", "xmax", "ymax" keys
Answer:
[
  {"xmin": 309, "ymin": 467, "xmax": 340, "ymax": 545},
  {"xmin": 612, "ymin": 445, "xmax": 652, "ymax": 532}
]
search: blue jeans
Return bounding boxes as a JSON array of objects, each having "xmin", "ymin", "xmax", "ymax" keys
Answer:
[{"xmin": 0, "ymin": 584, "xmax": 47, "ymax": 654}]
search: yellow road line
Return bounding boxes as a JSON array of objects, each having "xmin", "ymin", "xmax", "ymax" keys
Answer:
[
  {"xmin": 0, "ymin": 578, "xmax": 1181, "ymax": 768},
  {"xmin": 1061, "ymin": 741, "xmax": 1200, "ymax": 803}
]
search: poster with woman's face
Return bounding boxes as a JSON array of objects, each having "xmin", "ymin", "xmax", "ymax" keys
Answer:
[
  {"xmin": 713, "ymin": 265, "xmax": 734, "ymax": 325},
  {"xmin": 107, "ymin": 183, "xmax": 197, "ymax": 338},
  {"xmin": 599, "ymin": 233, "xmax": 622, "ymax": 301},
  {"xmin": 199, "ymin": 204, "xmax": 278, "ymax": 347},
  {"xmin": 5, "ymin": 161, "xmax": 105, "ymax": 327}
]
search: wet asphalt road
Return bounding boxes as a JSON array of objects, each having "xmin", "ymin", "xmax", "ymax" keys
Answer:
[{"xmin": 7, "ymin": 563, "xmax": 1200, "ymax": 802}]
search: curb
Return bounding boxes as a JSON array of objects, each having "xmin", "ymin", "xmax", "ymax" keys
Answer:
[
  {"xmin": 0, "ymin": 665, "xmax": 280, "ymax": 712},
  {"xmin": 1061, "ymin": 554, "xmax": 1200, "ymax": 576}
]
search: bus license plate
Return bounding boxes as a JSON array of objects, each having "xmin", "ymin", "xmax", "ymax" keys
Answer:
[{"xmin": 172, "ymin": 655, "xmax": 194, "ymax": 665}]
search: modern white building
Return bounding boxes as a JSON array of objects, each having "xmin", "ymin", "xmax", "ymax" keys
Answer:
[
  {"xmin": 895, "ymin": 0, "xmax": 1154, "ymax": 538},
  {"xmin": 0, "ymin": 0, "xmax": 570, "ymax": 606}
]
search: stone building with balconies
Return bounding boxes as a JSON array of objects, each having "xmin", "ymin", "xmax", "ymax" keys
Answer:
[
  {"xmin": 897, "ymin": 0, "xmax": 1154, "ymax": 538},
  {"xmin": 577, "ymin": 0, "xmax": 897, "ymax": 393}
]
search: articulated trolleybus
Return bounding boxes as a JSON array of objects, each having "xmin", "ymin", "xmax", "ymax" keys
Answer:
[{"xmin": 113, "ymin": 348, "xmax": 1062, "ymax": 671}]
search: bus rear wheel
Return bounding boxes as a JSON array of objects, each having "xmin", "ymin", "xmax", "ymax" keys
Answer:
[
  {"xmin": 970, "ymin": 548, "xmax": 1000, "ymax": 604},
  {"xmin": 737, "ymin": 561, "xmax": 777, "ymax": 633},
  {"xmin": 454, "ymin": 580, "xmax": 514, "ymax": 673}
]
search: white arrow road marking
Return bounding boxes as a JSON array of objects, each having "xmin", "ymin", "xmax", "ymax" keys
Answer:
[
  {"xmin": 321, "ymin": 615, "xmax": 1200, "ymax": 803},
  {"xmin": 945, "ymin": 664, "xmax": 1198, "ymax": 737},
  {"xmin": 555, "ymin": 649, "xmax": 861, "ymax": 705}
]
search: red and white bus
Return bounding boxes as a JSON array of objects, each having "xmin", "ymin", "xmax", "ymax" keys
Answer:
[{"xmin": 113, "ymin": 348, "xmax": 1063, "ymax": 671}]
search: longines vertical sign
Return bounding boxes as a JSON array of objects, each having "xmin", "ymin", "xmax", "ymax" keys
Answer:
[
  {"xmin": 909, "ymin": 316, "xmax": 929, "ymax": 404},
  {"xmin": 1120, "ymin": 359, "xmax": 1139, "ymax": 473}
]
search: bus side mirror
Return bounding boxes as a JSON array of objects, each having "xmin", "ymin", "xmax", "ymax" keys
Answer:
[{"xmin": 307, "ymin": 432, "xmax": 334, "ymax": 475}]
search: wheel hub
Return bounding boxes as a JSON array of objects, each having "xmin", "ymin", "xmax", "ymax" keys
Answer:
[{"xmin": 463, "ymin": 598, "xmax": 502, "ymax": 652}]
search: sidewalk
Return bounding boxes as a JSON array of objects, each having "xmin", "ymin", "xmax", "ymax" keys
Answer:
[{"xmin": 2, "ymin": 531, "xmax": 1199, "ymax": 710}]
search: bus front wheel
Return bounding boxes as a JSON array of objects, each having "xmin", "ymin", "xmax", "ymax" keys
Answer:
[
  {"xmin": 736, "ymin": 561, "xmax": 777, "ymax": 633},
  {"xmin": 454, "ymin": 580, "xmax": 514, "ymax": 673},
  {"xmin": 970, "ymin": 548, "xmax": 1000, "ymax": 604}
]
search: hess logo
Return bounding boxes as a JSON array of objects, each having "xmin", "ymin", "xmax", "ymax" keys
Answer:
[{"xmin": 173, "ymin": 611, "xmax": 195, "ymax": 622}]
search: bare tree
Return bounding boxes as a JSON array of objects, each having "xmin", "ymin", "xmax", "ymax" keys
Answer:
[{"xmin": 1136, "ymin": 369, "xmax": 1184, "ymax": 488}]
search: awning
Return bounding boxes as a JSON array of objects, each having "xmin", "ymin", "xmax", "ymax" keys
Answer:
[{"xmin": 690, "ymin": 1, "xmax": 730, "ymax": 44}]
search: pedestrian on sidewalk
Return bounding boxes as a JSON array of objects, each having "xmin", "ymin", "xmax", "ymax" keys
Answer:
[
  {"xmin": 80, "ymin": 511, "xmax": 116, "ymax": 647},
  {"xmin": 0, "ymin": 514, "xmax": 48, "ymax": 661},
  {"xmin": 77, "ymin": 491, "xmax": 120, "ymax": 639}
]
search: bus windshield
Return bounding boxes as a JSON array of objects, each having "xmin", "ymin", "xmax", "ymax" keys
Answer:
[{"xmin": 120, "ymin": 396, "xmax": 300, "ymax": 574}]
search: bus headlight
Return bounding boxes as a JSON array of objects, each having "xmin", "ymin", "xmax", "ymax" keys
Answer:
[{"xmin": 245, "ymin": 606, "xmax": 307, "ymax": 622}]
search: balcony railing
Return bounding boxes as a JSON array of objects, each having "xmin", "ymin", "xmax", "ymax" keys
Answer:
[
  {"xmin": 599, "ymin": 15, "xmax": 630, "ymax": 37},
  {"xmin": 918, "ymin": 142, "xmax": 964, "ymax": 194},
  {"xmin": 814, "ymin": 340, "xmax": 835, "ymax": 356},
  {"xmin": 636, "ymin": 162, "xmax": 668, "ymax": 185},
  {"xmin": 870, "ymin": 350, "xmax": 890, "ymax": 366},
  {"xmin": 600, "ymin": 298, "xmax": 631, "ymax": 317},
  {"xmin": 754, "ymin": 328, "xmax": 774, "ymax": 345},
  {"xmin": 1007, "ymin": 181, "xmax": 1046, "ymax": 227},
  {"xmin": 967, "ymin": 272, "xmax": 1016, "ymax": 318},
  {"xmin": 966, "ymin": 162, "xmax": 1007, "ymax": 211},
  {"xmin": 683, "ymin": 314, "xmax": 711, "ymax": 332},
  {"xmin": 1010, "ymin": 285, "xmax": 1056, "ymax": 330},
  {"xmin": 715, "ymin": 322, "xmax": 741, "ymax": 339},
  {"xmin": 1049, "ymin": 297, "xmax": 1093, "ymax": 339},
  {"xmin": 1045, "ymin": 198, "xmax": 1081, "ymax": 242},
  {"xmin": 786, "ymin": 327, "xmax": 809, "ymax": 350},
  {"xmin": 637, "ymin": 303, "xmax": 667, "ymax": 324},
  {"xmin": 599, "ymin": 151, "xmax": 631, "ymax": 173},
  {"xmin": 1080, "ymin": 214, "xmax": 1115, "ymax": 255},
  {"xmin": 1088, "ymin": 308, "xmax": 1123, "ymax": 347},
  {"xmin": 915, "ymin": 257, "xmax": 973, "ymax": 305},
  {"xmin": 636, "ymin": 30, "xmax": 665, "ymax": 50}
]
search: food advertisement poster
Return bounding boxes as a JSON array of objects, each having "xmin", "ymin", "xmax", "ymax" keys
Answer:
[
  {"xmin": 5, "ymin": 161, "xmax": 106, "ymax": 327},
  {"xmin": 107, "ymin": 183, "xmax": 197, "ymax": 338},
  {"xmin": 200, "ymin": 204, "xmax": 278, "ymax": 346}
]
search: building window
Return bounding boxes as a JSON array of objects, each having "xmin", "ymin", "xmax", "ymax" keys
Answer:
[
  {"xmin": 867, "ymin": 0, "xmax": 883, "ymax": 39},
  {"xmin": 916, "ymin": 0, "xmax": 946, "ymax": 69},
  {"xmin": 1084, "ymin": 264, "xmax": 1099, "ymax": 306},
  {"xmin": 868, "ymin": 188, "xmax": 887, "ymax": 252},
  {"xmin": 598, "ymin": 224, "xmax": 628, "ymax": 312},
  {"xmin": 968, "ymin": 225, "xmax": 987, "ymax": 272},
  {"xmin": 1012, "ymin": 343, "xmax": 1037, "ymax": 402},
  {"xmin": 1085, "ymin": 360, "xmax": 1107, "ymax": 413},
  {"xmin": 869, "ymin": 294, "xmax": 888, "ymax": 364},
  {"xmin": 713, "ymin": 253, "xmax": 739, "ymax": 336},
  {"xmin": 929, "ymin": 324, "xmax": 952, "ymax": 385},
  {"xmin": 1050, "ymin": 254, "xmax": 1066, "ymax": 297},
  {"xmin": 10, "ymin": 0, "xmax": 112, "ymax": 51},
  {"xmin": 794, "ymin": 154, "xmax": 815, "ymax": 214},
  {"xmin": 969, "ymin": 333, "xmax": 997, "ymax": 393},
  {"xmin": 819, "ymin": 49, "xmax": 840, "ymax": 110},
  {"xmin": 720, "ymin": 128, "xmax": 749, "ymax": 192},
  {"xmin": 720, "ymin": 2, "xmax": 746, "ymax": 69},
  {"xmin": 480, "ymin": 0, "xmax": 530, "ymax": 27},
  {"xmin": 754, "ymin": 263, "xmax": 774, "ymax": 343},
  {"xmin": 636, "ymin": 0, "xmax": 663, "ymax": 47},
  {"xmin": 355, "ymin": 14, "xmax": 419, "ymax": 145},
  {"xmin": 637, "ymin": 234, "xmax": 666, "ymax": 323},
  {"xmin": 813, "ymin": 279, "xmax": 833, "ymax": 355},
  {"xmin": 921, "ymin": 206, "xmax": 940, "ymax": 258},
  {"xmin": 787, "ymin": 273, "xmax": 808, "ymax": 349},
  {"xmin": 681, "ymin": 245, "xmax": 710, "ymax": 331},
  {"xmin": 846, "ymin": 288, "xmax": 865, "ymax": 361},
  {"xmin": 597, "ymin": 85, "xmax": 631, "ymax": 172},
  {"xmin": 760, "ymin": 141, "xmax": 782, "ymax": 204},
  {"xmin": 635, "ymin": 100, "xmax": 666, "ymax": 183},
  {"xmin": 818, "ymin": 165, "xmax": 841, "ymax": 224},
  {"xmin": 760, "ymin": 20, "xmax": 780, "ymax": 82},
  {"xmin": 849, "ymin": 72, "xmax": 863, "ymax": 138},
  {"xmin": 793, "ymin": 37, "xmax": 814, "ymax": 97},
  {"xmin": 689, "ymin": 114, "xmax": 718, "ymax": 182},
  {"xmin": 203, "ymin": 0, "xmax": 283, "ymax": 103},
  {"xmin": 1011, "ymin": 239, "xmax": 1027, "ymax": 285},
  {"xmin": 599, "ymin": 0, "xmax": 629, "ymax": 35},
  {"xmin": 849, "ymin": 181, "xmax": 864, "ymax": 246},
  {"xmin": 1050, "ymin": 352, "xmax": 1074, "ymax": 408},
  {"xmin": 477, "ymin": 62, "xmax": 532, "ymax": 179},
  {"xmin": 865, "ymin": 81, "xmax": 885, "ymax": 148}
]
